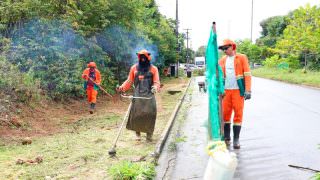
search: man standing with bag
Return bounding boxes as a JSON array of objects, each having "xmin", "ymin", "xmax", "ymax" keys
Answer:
[
  {"xmin": 82, "ymin": 61, "xmax": 101, "ymax": 114},
  {"xmin": 218, "ymin": 39, "xmax": 251, "ymax": 149},
  {"xmin": 117, "ymin": 49, "xmax": 160, "ymax": 142}
]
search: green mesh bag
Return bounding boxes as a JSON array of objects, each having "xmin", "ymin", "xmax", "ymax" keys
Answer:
[{"xmin": 205, "ymin": 29, "xmax": 225, "ymax": 141}]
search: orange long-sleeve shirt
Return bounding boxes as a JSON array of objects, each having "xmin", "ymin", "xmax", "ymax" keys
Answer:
[{"xmin": 82, "ymin": 68, "xmax": 101, "ymax": 85}]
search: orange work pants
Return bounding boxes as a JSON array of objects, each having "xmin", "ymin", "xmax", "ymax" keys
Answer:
[
  {"xmin": 222, "ymin": 89, "xmax": 244, "ymax": 125},
  {"xmin": 86, "ymin": 88, "xmax": 98, "ymax": 103}
]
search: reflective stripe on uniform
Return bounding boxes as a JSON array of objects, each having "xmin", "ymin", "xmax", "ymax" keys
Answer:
[
  {"xmin": 236, "ymin": 75, "xmax": 244, "ymax": 80},
  {"xmin": 127, "ymin": 79, "xmax": 133, "ymax": 84},
  {"xmin": 244, "ymin": 72, "xmax": 251, "ymax": 76}
]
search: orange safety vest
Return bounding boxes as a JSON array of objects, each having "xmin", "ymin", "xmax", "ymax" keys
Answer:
[{"xmin": 219, "ymin": 53, "xmax": 251, "ymax": 96}]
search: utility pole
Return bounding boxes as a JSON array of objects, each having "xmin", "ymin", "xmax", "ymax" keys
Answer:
[
  {"xmin": 250, "ymin": 0, "xmax": 254, "ymax": 42},
  {"xmin": 175, "ymin": 0, "xmax": 179, "ymax": 78},
  {"xmin": 184, "ymin": 28, "xmax": 191, "ymax": 64}
]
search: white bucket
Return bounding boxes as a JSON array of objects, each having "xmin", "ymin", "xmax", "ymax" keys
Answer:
[{"xmin": 203, "ymin": 151, "xmax": 237, "ymax": 180}]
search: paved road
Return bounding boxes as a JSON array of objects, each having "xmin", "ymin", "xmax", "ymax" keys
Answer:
[
  {"xmin": 235, "ymin": 77, "xmax": 320, "ymax": 180},
  {"xmin": 156, "ymin": 76, "xmax": 320, "ymax": 180}
]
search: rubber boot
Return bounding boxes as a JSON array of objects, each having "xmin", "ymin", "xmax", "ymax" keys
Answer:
[
  {"xmin": 224, "ymin": 123, "xmax": 231, "ymax": 146},
  {"xmin": 233, "ymin": 125, "xmax": 241, "ymax": 149},
  {"xmin": 136, "ymin": 131, "xmax": 141, "ymax": 141},
  {"xmin": 146, "ymin": 133, "xmax": 152, "ymax": 142},
  {"xmin": 89, "ymin": 103, "xmax": 95, "ymax": 114}
]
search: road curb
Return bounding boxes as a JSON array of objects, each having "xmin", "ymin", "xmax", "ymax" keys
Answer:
[{"xmin": 151, "ymin": 78, "xmax": 192, "ymax": 159}]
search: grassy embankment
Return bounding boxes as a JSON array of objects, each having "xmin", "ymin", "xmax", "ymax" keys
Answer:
[
  {"xmin": 0, "ymin": 76, "xmax": 190, "ymax": 180},
  {"xmin": 252, "ymin": 67, "xmax": 320, "ymax": 88}
]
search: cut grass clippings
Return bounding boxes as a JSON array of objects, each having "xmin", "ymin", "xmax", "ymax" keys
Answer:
[{"xmin": 0, "ymin": 76, "xmax": 189, "ymax": 179}]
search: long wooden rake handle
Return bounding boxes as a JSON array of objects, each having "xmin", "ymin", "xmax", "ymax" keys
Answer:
[
  {"xmin": 87, "ymin": 77, "xmax": 113, "ymax": 98},
  {"xmin": 111, "ymin": 100, "xmax": 133, "ymax": 149}
]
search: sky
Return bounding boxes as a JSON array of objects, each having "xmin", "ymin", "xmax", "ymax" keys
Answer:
[{"xmin": 155, "ymin": 0, "xmax": 320, "ymax": 51}]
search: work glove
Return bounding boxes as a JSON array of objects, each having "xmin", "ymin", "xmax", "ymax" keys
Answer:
[
  {"xmin": 151, "ymin": 85, "xmax": 157, "ymax": 94},
  {"xmin": 244, "ymin": 91, "xmax": 251, "ymax": 100},
  {"xmin": 116, "ymin": 86, "xmax": 124, "ymax": 92}
]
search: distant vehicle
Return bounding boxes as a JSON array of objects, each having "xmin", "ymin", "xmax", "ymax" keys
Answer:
[
  {"xmin": 253, "ymin": 63, "xmax": 262, "ymax": 68},
  {"xmin": 184, "ymin": 64, "xmax": 195, "ymax": 71},
  {"xmin": 194, "ymin": 57, "xmax": 205, "ymax": 69}
]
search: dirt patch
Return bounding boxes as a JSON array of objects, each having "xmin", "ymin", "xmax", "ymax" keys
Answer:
[
  {"xmin": 0, "ymin": 78, "xmax": 187, "ymax": 141},
  {"xmin": 0, "ymin": 94, "xmax": 127, "ymax": 140}
]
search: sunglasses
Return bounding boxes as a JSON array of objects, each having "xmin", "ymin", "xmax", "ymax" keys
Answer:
[{"xmin": 220, "ymin": 45, "xmax": 231, "ymax": 51}]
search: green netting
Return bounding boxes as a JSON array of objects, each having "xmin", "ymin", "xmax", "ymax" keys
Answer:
[
  {"xmin": 205, "ymin": 29, "xmax": 224, "ymax": 141},
  {"xmin": 277, "ymin": 62, "xmax": 289, "ymax": 70}
]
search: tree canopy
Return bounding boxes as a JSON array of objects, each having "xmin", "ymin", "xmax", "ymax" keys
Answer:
[
  {"xmin": 0, "ymin": 0, "xmax": 183, "ymax": 101},
  {"xmin": 238, "ymin": 4, "xmax": 320, "ymax": 70}
]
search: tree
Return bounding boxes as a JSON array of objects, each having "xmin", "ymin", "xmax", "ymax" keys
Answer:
[
  {"xmin": 256, "ymin": 15, "xmax": 288, "ymax": 47},
  {"xmin": 0, "ymin": 0, "xmax": 181, "ymax": 100},
  {"xmin": 195, "ymin": 45, "xmax": 206, "ymax": 57},
  {"xmin": 275, "ymin": 4, "xmax": 320, "ymax": 69},
  {"xmin": 236, "ymin": 39, "xmax": 262, "ymax": 64}
]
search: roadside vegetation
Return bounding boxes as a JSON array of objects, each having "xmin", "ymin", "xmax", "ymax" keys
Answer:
[
  {"xmin": 233, "ymin": 4, "xmax": 320, "ymax": 88},
  {"xmin": 0, "ymin": 0, "xmax": 195, "ymax": 121},
  {"xmin": 0, "ymin": 1, "xmax": 195, "ymax": 179},
  {"xmin": 0, "ymin": 76, "xmax": 189, "ymax": 179},
  {"xmin": 1, "ymin": 0, "xmax": 320, "ymax": 179},
  {"xmin": 108, "ymin": 161, "xmax": 155, "ymax": 180},
  {"xmin": 252, "ymin": 67, "xmax": 320, "ymax": 88}
]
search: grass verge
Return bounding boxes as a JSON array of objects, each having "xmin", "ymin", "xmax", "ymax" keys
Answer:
[
  {"xmin": 252, "ymin": 67, "xmax": 320, "ymax": 88},
  {"xmin": 0, "ymin": 77, "xmax": 189, "ymax": 179}
]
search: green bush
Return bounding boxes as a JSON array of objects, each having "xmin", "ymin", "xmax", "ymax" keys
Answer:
[
  {"xmin": 263, "ymin": 54, "xmax": 299, "ymax": 69},
  {"xmin": 108, "ymin": 161, "xmax": 155, "ymax": 180},
  {"xmin": 0, "ymin": 56, "xmax": 40, "ymax": 103},
  {"xmin": 5, "ymin": 19, "xmax": 114, "ymax": 100},
  {"xmin": 263, "ymin": 55, "xmax": 281, "ymax": 67},
  {"xmin": 193, "ymin": 68, "xmax": 205, "ymax": 76}
]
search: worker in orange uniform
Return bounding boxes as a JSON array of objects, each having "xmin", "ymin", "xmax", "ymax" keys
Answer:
[
  {"xmin": 82, "ymin": 61, "xmax": 101, "ymax": 114},
  {"xmin": 117, "ymin": 49, "xmax": 160, "ymax": 142},
  {"xmin": 218, "ymin": 39, "xmax": 251, "ymax": 149}
]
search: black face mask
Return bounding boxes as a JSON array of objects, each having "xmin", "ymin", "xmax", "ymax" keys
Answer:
[
  {"xmin": 89, "ymin": 68, "xmax": 96, "ymax": 79},
  {"xmin": 138, "ymin": 55, "xmax": 150, "ymax": 72}
]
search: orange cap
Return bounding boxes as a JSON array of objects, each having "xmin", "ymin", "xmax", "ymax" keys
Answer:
[
  {"xmin": 219, "ymin": 39, "xmax": 236, "ymax": 50},
  {"xmin": 87, "ymin": 61, "xmax": 96, "ymax": 68},
  {"xmin": 136, "ymin": 49, "xmax": 151, "ymax": 61}
]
